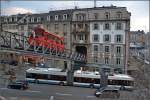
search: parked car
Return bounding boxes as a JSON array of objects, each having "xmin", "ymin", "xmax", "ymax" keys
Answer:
[
  {"xmin": 9, "ymin": 60, "xmax": 18, "ymax": 66},
  {"xmin": 7, "ymin": 80, "xmax": 29, "ymax": 90},
  {"xmin": 0, "ymin": 60, "xmax": 9, "ymax": 64},
  {"xmin": 0, "ymin": 96, "xmax": 6, "ymax": 100},
  {"xmin": 94, "ymin": 87, "xmax": 120, "ymax": 98}
]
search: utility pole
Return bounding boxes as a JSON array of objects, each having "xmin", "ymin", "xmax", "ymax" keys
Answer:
[{"xmin": 67, "ymin": 60, "xmax": 74, "ymax": 86}]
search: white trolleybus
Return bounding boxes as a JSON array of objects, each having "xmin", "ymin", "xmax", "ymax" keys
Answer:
[{"xmin": 25, "ymin": 68, "xmax": 134, "ymax": 90}]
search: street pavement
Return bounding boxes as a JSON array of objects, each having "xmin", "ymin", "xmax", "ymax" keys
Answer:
[{"xmin": 0, "ymin": 83, "xmax": 133, "ymax": 100}]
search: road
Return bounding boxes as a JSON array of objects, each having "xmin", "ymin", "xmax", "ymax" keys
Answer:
[
  {"xmin": 0, "ymin": 57, "xmax": 149, "ymax": 100},
  {"xmin": 0, "ymin": 83, "xmax": 134, "ymax": 100}
]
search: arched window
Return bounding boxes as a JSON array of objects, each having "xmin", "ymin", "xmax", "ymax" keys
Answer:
[
  {"xmin": 37, "ymin": 17, "xmax": 41, "ymax": 22},
  {"xmin": 47, "ymin": 15, "xmax": 51, "ymax": 21},
  {"xmin": 105, "ymin": 12, "xmax": 110, "ymax": 19}
]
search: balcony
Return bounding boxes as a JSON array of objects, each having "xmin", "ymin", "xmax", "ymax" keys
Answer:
[{"xmin": 73, "ymin": 40, "xmax": 89, "ymax": 45}]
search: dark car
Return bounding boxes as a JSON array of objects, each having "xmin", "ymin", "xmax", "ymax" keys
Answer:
[
  {"xmin": 7, "ymin": 80, "xmax": 29, "ymax": 90},
  {"xmin": 1, "ymin": 60, "xmax": 9, "ymax": 64},
  {"xmin": 9, "ymin": 60, "xmax": 18, "ymax": 66},
  {"xmin": 94, "ymin": 87, "xmax": 120, "ymax": 98}
]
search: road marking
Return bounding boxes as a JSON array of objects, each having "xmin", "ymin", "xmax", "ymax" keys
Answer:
[
  {"xmin": 0, "ymin": 88, "xmax": 8, "ymax": 90},
  {"xmin": 49, "ymin": 96, "xmax": 54, "ymax": 100},
  {"xmin": 56, "ymin": 92, "xmax": 72, "ymax": 96},
  {"xmin": 86, "ymin": 95, "xmax": 95, "ymax": 98},
  {"xmin": 9, "ymin": 97, "xmax": 18, "ymax": 100},
  {"xmin": 25, "ymin": 90, "xmax": 40, "ymax": 93}
]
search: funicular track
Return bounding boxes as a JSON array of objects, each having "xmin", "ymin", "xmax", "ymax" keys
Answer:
[{"xmin": 0, "ymin": 31, "xmax": 86, "ymax": 62}]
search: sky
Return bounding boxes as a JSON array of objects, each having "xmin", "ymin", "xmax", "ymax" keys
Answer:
[{"xmin": 1, "ymin": 0, "xmax": 149, "ymax": 32}]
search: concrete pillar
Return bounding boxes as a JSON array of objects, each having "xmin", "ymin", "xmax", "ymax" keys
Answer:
[
  {"xmin": 18, "ymin": 55, "xmax": 23, "ymax": 68},
  {"xmin": 99, "ymin": 68, "xmax": 108, "ymax": 88},
  {"xmin": 67, "ymin": 61, "xmax": 74, "ymax": 86}
]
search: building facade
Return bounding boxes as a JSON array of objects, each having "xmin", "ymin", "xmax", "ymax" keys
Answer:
[
  {"xmin": 71, "ymin": 6, "xmax": 130, "ymax": 73},
  {"xmin": 1, "ymin": 6, "xmax": 131, "ymax": 73},
  {"xmin": 129, "ymin": 30, "xmax": 145, "ymax": 46}
]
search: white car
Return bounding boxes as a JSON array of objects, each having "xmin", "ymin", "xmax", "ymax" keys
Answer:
[
  {"xmin": 94, "ymin": 87, "xmax": 120, "ymax": 98},
  {"xmin": 0, "ymin": 96, "xmax": 6, "ymax": 100}
]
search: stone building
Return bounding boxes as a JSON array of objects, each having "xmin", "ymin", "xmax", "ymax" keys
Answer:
[
  {"xmin": 71, "ymin": 6, "xmax": 131, "ymax": 73},
  {"xmin": 129, "ymin": 30, "xmax": 145, "ymax": 46}
]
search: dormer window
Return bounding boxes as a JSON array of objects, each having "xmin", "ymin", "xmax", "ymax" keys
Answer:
[
  {"xmin": 94, "ymin": 13, "xmax": 98, "ymax": 19},
  {"xmin": 104, "ymin": 23, "xmax": 110, "ymax": 30},
  {"xmin": 37, "ymin": 17, "xmax": 41, "ymax": 22},
  {"xmin": 4, "ymin": 17, "xmax": 8, "ymax": 22},
  {"xmin": 14, "ymin": 17, "xmax": 17, "ymax": 22},
  {"xmin": 105, "ymin": 12, "xmax": 110, "ymax": 19},
  {"xmin": 55, "ymin": 15, "xmax": 58, "ymax": 20},
  {"xmin": 116, "ymin": 12, "xmax": 122, "ymax": 18},
  {"xmin": 76, "ymin": 13, "xmax": 86, "ymax": 21},
  {"xmin": 31, "ymin": 17, "xmax": 34, "ymax": 22},
  {"xmin": 63, "ymin": 14, "xmax": 67, "ymax": 20},
  {"xmin": 26, "ymin": 17, "xmax": 30, "ymax": 22},
  {"xmin": 47, "ymin": 15, "xmax": 51, "ymax": 21},
  {"xmin": 9, "ymin": 17, "xmax": 12, "ymax": 22}
]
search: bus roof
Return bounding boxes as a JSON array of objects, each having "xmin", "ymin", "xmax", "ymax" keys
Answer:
[
  {"xmin": 74, "ymin": 71, "xmax": 134, "ymax": 81},
  {"xmin": 26, "ymin": 68, "xmax": 134, "ymax": 81},
  {"xmin": 26, "ymin": 67, "xmax": 66, "ymax": 76}
]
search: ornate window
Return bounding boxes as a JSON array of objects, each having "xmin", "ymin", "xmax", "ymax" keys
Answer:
[
  {"xmin": 105, "ymin": 46, "xmax": 110, "ymax": 53},
  {"xmin": 116, "ymin": 23, "xmax": 122, "ymax": 30},
  {"xmin": 93, "ymin": 45, "xmax": 99, "ymax": 52},
  {"xmin": 104, "ymin": 23, "xmax": 110, "ymax": 30},
  {"xmin": 104, "ymin": 34, "xmax": 111, "ymax": 42},
  {"xmin": 93, "ymin": 34, "xmax": 99, "ymax": 42},
  {"xmin": 93, "ymin": 23, "xmax": 99, "ymax": 30}
]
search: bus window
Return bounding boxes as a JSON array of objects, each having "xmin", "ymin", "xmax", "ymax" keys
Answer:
[
  {"xmin": 50, "ymin": 75, "xmax": 66, "ymax": 81},
  {"xmin": 59, "ymin": 75, "xmax": 66, "ymax": 81},
  {"xmin": 36, "ymin": 74, "xmax": 48, "ymax": 79},
  {"xmin": 26, "ymin": 73, "xmax": 33, "ymax": 78},
  {"xmin": 29, "ymin": 73, "xmax": 37, "ymax": 79},
  {"xmin": 95, "ymin": 79, "xmax": 100, "ymax": 84},
  {"xmin": 74, "ymin": 77, "xmax": 79, "ymax": 82},
  {"xmin": 74, "ymin": 77, "xmax": 82, "ymax": 83}
]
